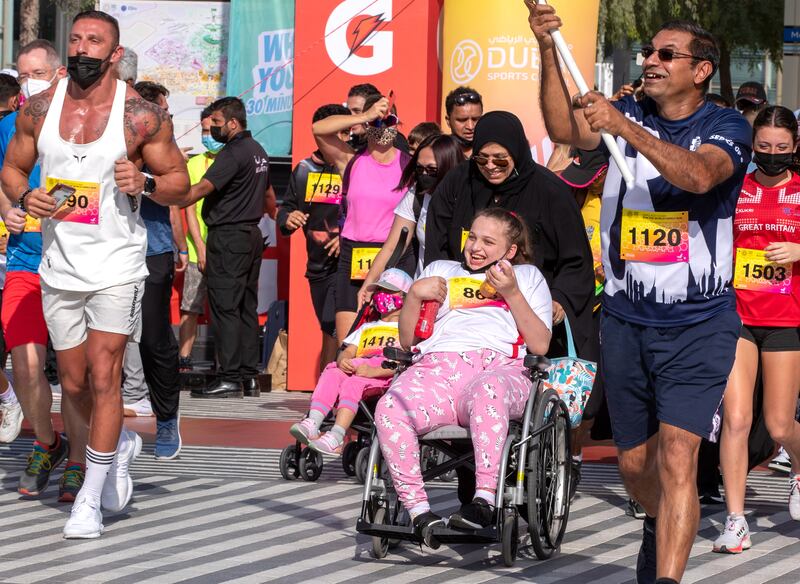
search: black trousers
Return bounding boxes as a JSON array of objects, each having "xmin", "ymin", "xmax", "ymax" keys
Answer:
[
  {"xmin": 206, "ymin": 224, "xmax": 262, "ymax": 383},
  {"xmin": 139, "ymin": 252, "xmax": 180, "ymax": 421}
]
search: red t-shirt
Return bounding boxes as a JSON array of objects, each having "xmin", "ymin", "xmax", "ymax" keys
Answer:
[{"xmin": 733, "ymin": 171, "xmax": 800, "ymax": 327}]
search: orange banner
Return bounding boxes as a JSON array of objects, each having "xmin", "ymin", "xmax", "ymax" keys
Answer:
[
  {"xmin": 285, "ymin": 0, "xmax": 442, "ymax": 390},
  {"xmin": 442, "ymin": 0, "xmax": 600, "ymax": 164}
]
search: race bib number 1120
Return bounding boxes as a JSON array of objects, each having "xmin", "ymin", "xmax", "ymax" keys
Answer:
[{"xmin": 620, "ymin": 209, "xmax": 689, "ymax": 263}]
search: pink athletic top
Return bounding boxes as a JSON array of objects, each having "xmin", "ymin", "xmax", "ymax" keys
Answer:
[{"xmin": 341, "ymin": 152, "xmax": 404, "ymax": 242}]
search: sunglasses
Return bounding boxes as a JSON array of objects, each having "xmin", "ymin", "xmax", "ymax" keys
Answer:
[
  {"xmin": 472, "ymin": 154, "xmax": 511, "ymax": 168},
  {"xmin": 415, "ymin": 164, "xmax": 438, "ymax": 177},
  {"xmin": 453, "ymin": 92, "xmax": 482, "ymax": 106},
  {"xmin": 640, "ymin": 45, "xmax": 707, "ymax": 63},
  {"xmin": 369, "ymin": 113, "xmax": 399, "ymax": 129}
]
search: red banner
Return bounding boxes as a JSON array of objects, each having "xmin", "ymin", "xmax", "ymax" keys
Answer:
[{"xmin": 285, "ymin": 0, "xmax": 442, "ymax": 390}]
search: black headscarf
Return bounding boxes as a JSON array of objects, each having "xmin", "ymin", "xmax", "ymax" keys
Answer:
[{"xmin": 470, "ymin": 111, "xmax": 536, "ymax": 198}]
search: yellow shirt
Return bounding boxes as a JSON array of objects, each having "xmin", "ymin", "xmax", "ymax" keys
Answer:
[
  {"xmin": 185, "ymin": 152, "xmax": 214, "ymax": 263},
  {"xmin": 580, "ymin": 190, "xmax": 603, "ymax": 295}
]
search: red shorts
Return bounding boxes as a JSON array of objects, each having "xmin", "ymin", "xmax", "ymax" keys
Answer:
[{"xmin": 1, "ymin": 271, "xmax": 48, "ymax": 350}]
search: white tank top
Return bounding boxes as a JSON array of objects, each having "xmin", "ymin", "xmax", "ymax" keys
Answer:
[{"xmin": 37, "ymin": 78, "xmax": 148, "ymax": 291}]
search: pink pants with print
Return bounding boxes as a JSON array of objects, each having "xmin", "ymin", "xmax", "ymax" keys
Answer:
[
  {"xmin": 310, "ymin": 356, "xmax": 391, "ymax": 415},
  {"xmin": 374, "ymin": 349, "xmax": 532, "ymax": 510}
]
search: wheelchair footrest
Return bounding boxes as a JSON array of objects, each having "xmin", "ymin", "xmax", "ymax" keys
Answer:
[
  {"xmin": 356, "ymin": 518, "xmax": 419, "ymax": 542},
  {"xmin": 430, "ymin": 524, "xmax": 499, "ymax": 544}
]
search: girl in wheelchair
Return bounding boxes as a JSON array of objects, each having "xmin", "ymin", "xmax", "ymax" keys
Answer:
[
  {"xmin": 375, "ymin": 208, "xmax": 553, "ymax": 546},
  {"xmin": 290, "ymin": 268, "xmax": 413, "ymax": 456}
]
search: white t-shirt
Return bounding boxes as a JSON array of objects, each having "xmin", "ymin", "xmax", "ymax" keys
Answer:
[
  {"xmin": 343, "ymin": 319, "xmax": 400, "ymax": 358},
  {"xmin": 414, "ymin": 260, "xmax": 552, "ymax": 358},
  {"xmin": 393, "ymin": 186, "xmax": 430, "ymax": 277}
]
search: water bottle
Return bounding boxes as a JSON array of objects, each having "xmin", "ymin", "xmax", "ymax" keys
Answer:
[{"xmin": 414, "ymin": 300, "xmax": 440, "ymax": 339}]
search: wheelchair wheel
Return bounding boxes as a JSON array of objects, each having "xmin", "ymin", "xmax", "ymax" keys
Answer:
[
  {"xmin": 527, "ymin": 389, "xmax": 572, "ymax": 560},
  {"xmin": 355, "ymin": 446, "xmax": 370, "ymax": 484},
  {"xmin": 342, "ymin": 442, "xmax": 359, "ymax": 476},
  {"xmin": 299, "ymin": 447, "xmax": 324, "ymax": 481},
  {"xmin": 279, "ymin": 444, "xmax": 300, "ymax": 480},
  {"xmin": 371, "ymin": 506, "xmax": 390, "ymax": 559},
  {"xmin": 501, "ymin": 510, "xmax": 519, "ymax": 567}
]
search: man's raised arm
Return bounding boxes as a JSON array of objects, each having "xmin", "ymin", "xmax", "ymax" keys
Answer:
[{"xmin": 0, "ymin": 92, "xmax": 46, "ymax": 204}]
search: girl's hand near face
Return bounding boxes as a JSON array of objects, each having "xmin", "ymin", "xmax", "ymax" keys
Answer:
[{"xmin": 485, "ymin": 260, "xmax": 520, "ymax": 298}]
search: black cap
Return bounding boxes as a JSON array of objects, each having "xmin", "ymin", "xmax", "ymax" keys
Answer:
[
  {"xmin": 735, "ymin": 81, "xmax": 767, "ymax": 107},
  {"xmin": 559, "ymin": 148, "xmax": 609, "ymax": 189}
]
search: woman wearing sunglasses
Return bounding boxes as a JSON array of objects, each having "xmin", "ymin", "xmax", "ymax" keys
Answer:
[
  {"xmin": 425, "ymin": 111, "xmax": 595, "ymax": 364},
  {"xmin": 357, "ymin": 134, "xmax": 464, "ymax": 309},
  {"xmin": 313, "ymin": 93, "xmax": 413, "ymax": 342}
]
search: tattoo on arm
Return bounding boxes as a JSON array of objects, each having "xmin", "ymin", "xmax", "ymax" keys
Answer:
[
  {"xmin": 22, "ymin": 92, "xmax": 52, "ymax": 126},
  {"xmin": 123, "ymin": 97, "xmax": 171, "ymax": 146}
]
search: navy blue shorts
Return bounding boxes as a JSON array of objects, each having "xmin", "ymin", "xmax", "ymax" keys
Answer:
[{"xmin": 601, "ymin": 309, "xmax": 740, "ymax": 449}]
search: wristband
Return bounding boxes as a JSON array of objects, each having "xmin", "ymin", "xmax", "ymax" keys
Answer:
[
  {"xmin": 179, "ymin": 251, "xmax": 189, "ymax": 255},
  {"xmin": 16, "ymin": 188, "xmax": 32, "ymax": 213}
]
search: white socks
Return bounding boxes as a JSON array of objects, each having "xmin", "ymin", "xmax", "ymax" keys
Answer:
[
  {"xmin": 0, "ymin": 385, "xmax": 17, "ymax": 407},
  {"xmin": 83, "ymin": 447, "xmax": 115, "ymax": 502},
  {"xmin": 308, "ymin": 410, "xmax": 325, "ymax": 429},
  {"xmin": 475, "ymin": 489, "xmax": 494, "ymax": 505},
  {"xmin": 410, "ymin": 502, "xmax": 430, "ymax": 519},
  {"xmin": 330, "ymin": 424, "xmax": 346, "ymax": 445}
]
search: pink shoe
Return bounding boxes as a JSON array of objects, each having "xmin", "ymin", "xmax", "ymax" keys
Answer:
[
  {"xmin": 308, "ymin": 433, "xmax": 343, "ymax": 457},
  {"xmin": 289, "ymin": 418, "xmax": 320, "ymax": 445}
]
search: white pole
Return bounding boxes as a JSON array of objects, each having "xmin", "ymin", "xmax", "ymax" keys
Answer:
[{"xmin": 535, "ymin": 0, "xmax": 636, "ymax": 189}]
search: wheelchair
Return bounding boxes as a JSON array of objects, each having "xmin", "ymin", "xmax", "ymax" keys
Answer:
[{"xmin": 355, "ymin": 348, "xmax": 573, "ymax": 566}]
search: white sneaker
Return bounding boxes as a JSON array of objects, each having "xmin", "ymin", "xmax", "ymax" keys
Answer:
[
  {"xmin": 712, "ymin": 514, "xmax": 751, "ymax": 553},
  {"xmin": 0, "ymin": 401, "xmax": 23, "ymax": 443},
  {"xmin": 790, "ymin": 474, "xmax": 800, "ymax": 521},
  {"xmin": 63, "ymin": 493, "xmax": 104, "ymax": 539},
  {"xmin": 769, "ymin": 447, "xmax": 792, "ymax": 474},
  {"xmin": 123, "ymin": 397, "xmax": 154, "ymax": 417},
  {"xmin": 101, "ymin": 430, "xmax": 142, "ymax": 512}
]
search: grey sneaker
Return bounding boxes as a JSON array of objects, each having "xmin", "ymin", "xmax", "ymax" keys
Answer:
[
  {"xmin": 155, "ymin": 416, "xmax": 182, "ymax": 460},
  {"xmin": 19, "ymin": 434, "xmax": 69, "ymax": 497},
  {"xmin": 713, "ymin": 514, "xmax": 751, "ymax": 553}
]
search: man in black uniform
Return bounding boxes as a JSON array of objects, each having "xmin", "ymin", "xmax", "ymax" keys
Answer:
[
  {"xmin": 277, "ymin": 104, "xmax": 349, "ymax": 368},
  {"xmin": 185, "ymin": 97, "xmax": 276, "ymax": 398}
]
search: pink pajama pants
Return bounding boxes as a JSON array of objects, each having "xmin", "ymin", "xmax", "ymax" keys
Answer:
[
  {"xmin": 374, "ymin": 349, "xmax": 532, "ymax": 510},
  {"xmin": 310, "ymin": 356, "xmax": 391, "ymax": 415}
]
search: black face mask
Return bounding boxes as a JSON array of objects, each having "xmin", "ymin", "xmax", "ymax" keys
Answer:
[
  {"xmin": 415, "ymin": 173, "xmax": 437, "ymax": 194},
  {"xmin": 210, "ymin": 124, "xmax": 229, "ymax": 144},
  {"xmin": 67, "ymin": 52, "xmax": 112, "ymax": 90},
  {"xmin": 753, "ymin": 151, "xmax": 794, "ymax": 177}
]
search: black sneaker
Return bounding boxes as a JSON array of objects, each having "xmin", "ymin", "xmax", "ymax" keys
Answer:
[
  {"xmin": 449, "ymin": 497, "xmax": 495, "ymax": 530},
  {"xmin": 412, "ymin": 511, "xmax": 444, "ymax": 549},
  {"xmin": 626, "ymin": 498, "xmax": 646, "ymax": 520},
  {"xmin": 699, "ymin": 485, "xmax": 725, "ymax": 505},
  {"xmin": 636, "ymin": 515, "xmax": 657, "ymax": 584},
  {"xmin": 19, "ymin": 434, "xmax": 69, "ymax": 497}
]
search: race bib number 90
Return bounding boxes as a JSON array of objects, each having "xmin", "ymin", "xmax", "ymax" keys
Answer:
[
  {"xmin": 356, "ymin": 325, "xmax": 398, "ymax": 357},
  {"xmin": 733, "ymin": 248, "xmax": 792, "ymax": 295},
  {"xmin": 448, "ymin": 277, "xmax": 507, "ymax": 310},
  {"xmin": 304, "ymin": 172, "xmax": 342, "ymax": 205},
  {"xmin": 620, "ymin": 209, "xmax": 688, "ymax": 263},
  {"xmin": 45, "ymin": 177, "xmax": 100, "ymax": 225}
]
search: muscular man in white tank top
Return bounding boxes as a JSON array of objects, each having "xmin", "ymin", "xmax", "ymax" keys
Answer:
[{"xmin": 0, "ymin": 10, "xmax": 190, "ymax": 539}]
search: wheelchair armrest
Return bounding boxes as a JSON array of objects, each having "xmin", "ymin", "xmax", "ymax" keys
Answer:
[
  {"xmin": 524, "ymin": 354, "xmax": 551, "ymax": 372},
  {"xmin": 383, "ymin": 346, "xmax": 413, "ymax": 363}
]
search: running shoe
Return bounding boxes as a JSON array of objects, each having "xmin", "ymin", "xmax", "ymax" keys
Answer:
[
  {"xmin": 790, "ymin": 474, "xmax": 800, "ymax": 521},
  {"xmin": 0, "ymin": 400, "xmax": 23, "ymax": 443},
  {"xmin": 18, "ymin": 434, "xmax": 69, "ymax": 497},
  {"xmin": 636, "ymin": 515, "xmax": 657, "ymax": 584},
  {"xmin": 289, "ymin": 417, "xmax": 320, "ymax": 445},
  {"xmin": 58, "ymin": 463, "xmax": 85, "ymax": 503},
  {"xmin": 713, "ymin": 514, "xmax": 751, "ymax": 553},
  {"xmin": 412, "ymin": 511, "xmax": 444, "ymax": 550},
  {"xmin": 155, "ymin": 415, "xmax": 182, "ymax": 460},
  {"xmin": 63, "ymin": 492, "xmax": 104, "ymax": 539},
  {"xmin": 769, "ymin": 447, "xmax": 792, "ymax": 474},
  {"xmin": 101, "ymin": 430, "xmax": 142, "ymax": 512},
  {"xmin": 699, "ymin": 485, "xmax": 725, "ymax": 505},
  {"xmin": 626, "ymin": 498, "xmax": 646, "ymax": 520},
  {"xmin": 449, "ymin": 497, "xmax": 495, "ymax": 530},
  {"xmin": 123, "ymin": 396, "xmax": 154, "ymax": 417},
  {"xmin": 308, "ymin": 432, "xmax": 343, "ymax": 456}
]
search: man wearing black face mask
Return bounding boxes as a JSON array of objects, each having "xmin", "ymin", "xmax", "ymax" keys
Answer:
[
  {"xmin": 1, "ymin": 9, "xmax": 190, "ymax": 539},
  {"xmin": 182, "ymin": 96, "xmax": 277, "ymax": 399}
]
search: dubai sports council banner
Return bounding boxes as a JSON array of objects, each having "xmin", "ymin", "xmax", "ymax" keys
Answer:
[
  {"xmin": 442, "ymin": 0, "xmax": 600, "ymax": 164},
  {"xmin": 227, "ymin": 0, "xmax": 294, "ymax": 157}
]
